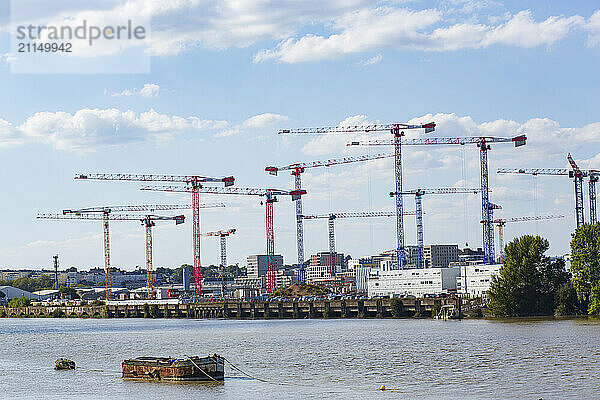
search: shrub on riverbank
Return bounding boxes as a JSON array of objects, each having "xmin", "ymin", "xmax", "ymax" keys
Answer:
[
  {"xmin": 8, "ymin": 296, "xmax": 31, "ymax": 308},
  {"xmin": 570, "ymin": 224, "xmax": 600, "ymax": 315},
  {"xmin": 488, "ymin": 235, "xmax": 571, "ymax": 317}
]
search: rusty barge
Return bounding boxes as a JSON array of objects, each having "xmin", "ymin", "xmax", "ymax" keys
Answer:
[{"xmin": 122, "ymin": 354, "xmax": 224, "ymax": 381}]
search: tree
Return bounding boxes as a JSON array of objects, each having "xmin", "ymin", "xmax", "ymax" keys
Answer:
[
  {"xmin": 488, "ymin": 235, "xmax": 570, "ymax": 317},
  {"xmin": 570, "ymin": 224, "xmax": 600, "ymax": 315},
  {"xmin": 8, "ymin": 296, "xmax": 31, "ymax": 307}
]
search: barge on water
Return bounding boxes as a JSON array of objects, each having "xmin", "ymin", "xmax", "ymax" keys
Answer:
[{"xmin": 122, "ymin": 354, "xmax": 224, "ymax": 381}]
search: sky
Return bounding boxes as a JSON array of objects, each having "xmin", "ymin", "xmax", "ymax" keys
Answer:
[{"xmin": 0, "ymin": 0, "xmax": 599, "ymax": 270}]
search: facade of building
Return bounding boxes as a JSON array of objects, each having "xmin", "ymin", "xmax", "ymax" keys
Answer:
[
  {"xmin": 348, "ymin": 258, "xmax": 380, "ymax": 293},
  {"xmin": 458, "ymin": 247, "xmax": 486, "ymax": 263},
  {"xmin": 307, "ymin": 252, "xmax": 346, "ymax": 283},
  {"xmin": 0, "ymin": 286, "xmax": 40, "ymax": 301},
  {"xmin": 367, "ymin": 267, "xmax": 461, "ymax": 297},
  {"xmin": 423, "ymin": 245, "xmax": 459, "ymax": 268},
  {"xmin": 456, "ymin": 264, "xmax": 501, "ymax": 297},
  {"xmin": 246, "ymin": 255, "xmax": 284, "ymax": 279}
]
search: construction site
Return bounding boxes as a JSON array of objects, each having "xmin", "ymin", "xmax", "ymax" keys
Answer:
[{"xmin": 6, "ymin": 119, "xmax": 588, "ymax": 306}]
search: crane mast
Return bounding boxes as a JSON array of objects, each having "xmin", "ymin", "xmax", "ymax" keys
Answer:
[{"xmin": 279, "ymin": 122, "xmax": 436, "ymax": 269}]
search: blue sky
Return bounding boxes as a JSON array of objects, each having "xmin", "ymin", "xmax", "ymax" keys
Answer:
[{"xmin": 0, "ymin": 0, "xmax": 599, "ymax": 270}]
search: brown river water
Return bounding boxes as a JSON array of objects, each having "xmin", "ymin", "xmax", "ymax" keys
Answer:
[{"xmin": 1, "ymin": 318, "xmax": 599, "ymax": 399}]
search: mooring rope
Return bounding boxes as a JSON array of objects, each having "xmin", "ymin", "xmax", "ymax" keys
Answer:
[{"xmin": 185, "ymin": 355, "xmax": 220, "ymax": 383}]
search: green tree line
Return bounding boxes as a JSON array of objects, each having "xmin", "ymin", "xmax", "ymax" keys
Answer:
[{"xmin": 488, "ymin": 224, "xmax": 600, "ymax": 317}]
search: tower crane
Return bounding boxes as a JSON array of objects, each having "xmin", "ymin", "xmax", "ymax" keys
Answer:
[
  {"xmin": 140, "ymin": 185, "xmax": 306, "ymax": 293},
  {"xmin": 265, "ymin": 152, "xmax": 395, "ymax": 273},
  {"xmin": 493, "ymin": 215, "xmax": 565, "ymax": 260},
  {"xmin": 347, "ymin": 134, "xmax": 527, "ymax": 264},
  {"xmin": 301, "ymin": 211, "xmax": 416, "ymax": 261},
  {"xmin": 38, "ymin": 204, "xmax": 222, "ymax": 298},
  {"xmin": 74, "ymin": 173, "xmax": 234, "ymax": 299},
  {"xmin": 396, "ymin": 188, "xmax": 481, "ymax": 268},
  {"xmin": 37, "ymin": 213, "xmax": 185, "ymax": 299},
  {"xmin": 497, "ymin": 157, "xmax": 599, "ymax": 228},
  {"xmin": 279, "ymin": 122, "xmax": 436, "ymax": 269},
  {"xmin": 200, "ymin": 229, "xmax": 236, "ymax": 299}
]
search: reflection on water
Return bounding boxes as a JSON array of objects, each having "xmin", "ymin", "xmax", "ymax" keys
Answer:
[{"xmin": 1, "ymin": 318, "xmax": 599, "ymax": 399}]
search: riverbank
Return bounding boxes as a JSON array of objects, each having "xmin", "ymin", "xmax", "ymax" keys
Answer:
[{"xmin": 0, "ymin": 297, "xmax": 461, "ymax": 319}]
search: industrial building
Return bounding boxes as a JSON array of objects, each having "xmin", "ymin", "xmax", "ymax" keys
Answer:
[
  {"xmin": 368, "ymin": 266, "xmax": 461, "ymax": 297},
  {"xmin": 423, "ymin": 245, "xmax": 459, "ymax": 268},
  {"xmin": 456, "ymin": 264, "xmax": 501, "ymax": 297},
  {"xmin": 246, "ymin": 255, "xmax": 284, "ymax": 279},
  {"xmin": 306, "ymin": 252, "xmax": 346, "ymax": 283}
]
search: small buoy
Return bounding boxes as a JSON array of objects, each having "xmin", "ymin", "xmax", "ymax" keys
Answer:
[
  {"xmin": 54, "ymin": 358, "xmax": 76, "ymax": 370},
  {"xmin": 380, "ymin": 385, "xmax": 386, "ymax": 391}
]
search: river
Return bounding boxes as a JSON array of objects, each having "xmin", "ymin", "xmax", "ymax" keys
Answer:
[{"xmin": 0, "ymin": 318, "xmax": 598, "ymax": 399}]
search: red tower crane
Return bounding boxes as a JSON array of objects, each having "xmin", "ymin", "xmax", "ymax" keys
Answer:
[
  {"xmin": 74, "ymin": 173, "xmax": 234, "ymax": 299},
  {"xmin": 347, "ymin": 134, "xmax": 527, "ymax": 264},
  {"xmin": 265, "ymin": 152, "xmax": 394, "ymax": 274},
  {"xmin": 140, "ymin": 185, "xmax": 306, "ymax": 293},
  {"xmin": 279, "ymin": 122, "xmax": 436, "ymax": 269},
  {"xmin": 396, "ymin": 188, "xmax": 481, "ymax": 268},
  {"xmin": 37, "ymin": 212, "xmax": 185, "ymax": 299},
  {"xmin": 493, "ymin": 215, "xmax": 564, "ymax": 260},
  {"xmin": 200, "ymin": 228, "xmax": 236, "ymax": 298}
]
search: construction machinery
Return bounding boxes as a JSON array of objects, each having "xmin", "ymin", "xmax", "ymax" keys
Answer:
[
  {"xmin": 348, "ymin": 134, "xmax": 527, "ymax": 264},
  {"xmin": 38, "ymin": 204, "xmax": 223, "ymax": 298},
  {"xmin": 37, "ymin": 213, "xmax": 185, "ymax": 299},
  {"xmin": 493, "ymin": 215, "xmax": 564, "ymax": 260},
  {"xmin": 141, "ymin": 185, "xmax": 306, "ymax": 293},
  {"xmin": 497, "ymin": 154, "xmax": 599, "ymax": 228},
  {"xmin": 201, "ymin": 229, "xmax": 236, "ymax": 298},
  {"xmin": 278, "ymin": 122, "xmax": 436, "ymax": 269},
  {"xmin": 74, "ymin": 173, "xmax": 234, "ymax": 299},
  {"xmin": 301, "ymin": 211, "xmax": 416, "ymax": 255},
  {"xmin": 396, "ymin": 188, "xmax": 481, "ymax": 267},
  {"xmin": 266, "ymin": 152, "xmax": 395, "ymax": 272}
]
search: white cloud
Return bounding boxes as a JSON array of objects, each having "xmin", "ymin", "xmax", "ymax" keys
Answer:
[
  {"xmin": 360, "ymin": 54, "xmax": 382, "ymax": 66},
  {"xmin": 109, "ymin": 83, "xmax": 160, "ymax": 98},
  {"xmin": 585, "ymin": 10, "xmax": 600, "ymax": 46},
  {"xmin": 17, "ymin": 108, "xmax": 227, "ymax": 151},
  {"xmin": 254, "ymin": 8, "xmax": 587, "ymax": 63},
  {"xmin": 0, "ymin": 53, "xmax": 16, "ymax": 65},
  {"xmin": 215, "ymin": 112, "xmax": 288, "ymax": 137}
]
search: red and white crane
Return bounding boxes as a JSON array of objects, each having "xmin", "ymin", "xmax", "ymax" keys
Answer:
[
  {"xmin": 140, "ymin": 185, "xmax": 306, "ymax": 293},
  {"xmin": 265, "ymin": 152, "xmax": 394, "ymax": 272},
  {"xmin": 493, "ymin": 215, "xmax": 564, "ymax": 260},
  {"xmin": 74, "ymin": 173, "xmax": 234, "ymax": 299},
  {"xmin": 497, "ymin": 154, "xmax": 599, "ymax": 228},
  {"xmin": 347, "ymin": 134, "xmax": 527, "ymax": 264},
  {"xmin": 200, "ymin": 228, "xmax": 236, "ymax": 298},
  {"xmin": 37, "ymin": 212, "xmax": 186, "ymax": 299},
  {"xmin": 278, "ymin": 122, "xmax": 436, "ymax": 269},
  {"xmin": 396, "ymin": 188, "xmax": 481, "ymax": 268},
  {"xmin": 301, "ymin": 211, "xmax": 417, "ymax": 257}
]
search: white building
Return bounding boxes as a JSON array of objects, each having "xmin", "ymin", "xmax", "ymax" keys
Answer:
[
  {"xmin": 456, "ymin": 264, "xmax": 501, "ymax": 297},
  {"xmin": 368, "ymin": 267, "xmax": 461, "ymax": 297}
]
